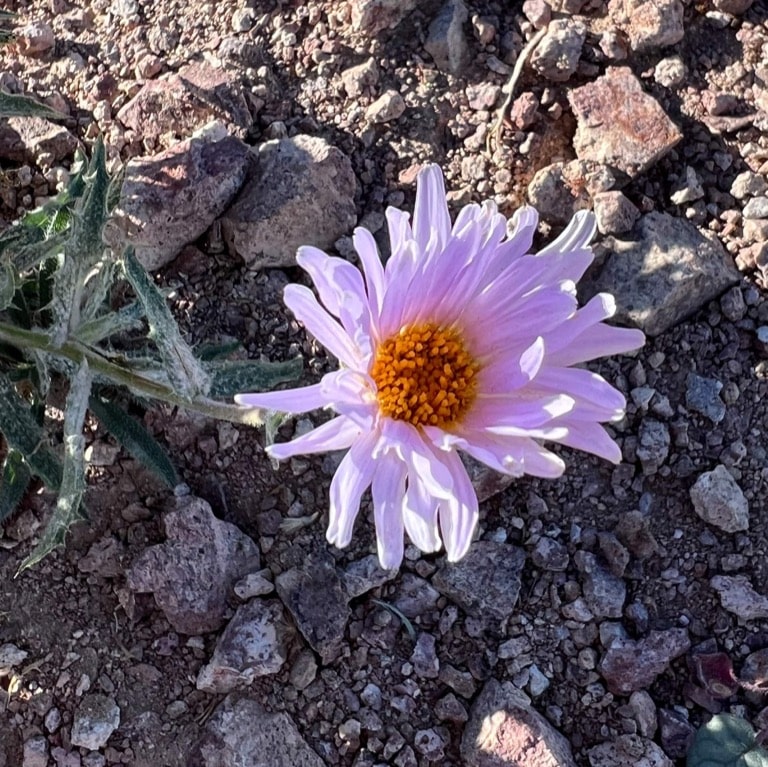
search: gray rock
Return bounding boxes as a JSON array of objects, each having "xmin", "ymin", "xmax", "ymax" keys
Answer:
[
  {"xmin": 598, "ymin": 532, "xmax": 631, "ymax": 578},
  {"xmin": 690, "ymin": 465, "xmax": 748, "ymax": 533},
  {"xmin": 22, "ymin": 736, "xmax": 48, "ymax": 767},
  {"xmin": 125, "ymin": 493, "xmax": 260, "ymax": 634},
  {"xmin": 578, "ymin": 552, "xmax": 626, "ymax": 619},
  {"xmin": 619, "ymin": 0, "xmax": 684, "ymax": 52},
  {"xmin": 289, "ymin": 649, "xmax": 318, "ymax": 691},
  {"xmin": 17, "ymin": 22, "xmax": 55, "ymax": 55},
  {"xmin": 116, "ymin": 61, "xmax": 251, "ymax": 145},
  {"xmin": 340, "ymin": 58, "xmax": 379, "ymax": 99},
  {"xmin": 221, "ymin": 135, "xmax": 356, "ymax": 269},
  {"xmin": 654, "ymin": 56, "xmax": 686, "ymax": 88},
  {"xmin": 414, "ymin": 729, "xmax": 447, "ymax": 761},
  {"xmin": 599, "ymin": 629, "xmax": 690, "ymax": 695},
  {"xmin": 710, "ymin": 575, "xmax": 768, "ymax": 620},
  {"xmin": 0, "ymin": 117, "xmax": 78, "ymax": 164},
  {"xmin": 424, "ymin": 0, "xmax": 470, "ymax": 76},
  {"xmin": 435, "ymin": 692, "xmax": 469, "ymax": 723},
  {"xmin": 70, "ymin": 695, "xmax": 120, "ymax": 750},
  {"xmin": 433, "ymin": 541, "xmax": 526, "ymax": 623},
  {"xmin": 410, "ymin": 633, "xmax": 440, "ymax": 679},
  {"xmin": 569, "ymin": 68, "xmax": 682, "ymax": 178},
  {"xmin": 592, "ymin": 211, "xmax": 740, "ymax": 336},
  {"xmin": 188, "ymin": 693, "xmax": 324, "ymax": 766},
  {"xmin": 351, "ymin": 0, "xmax": 419, "ymax": 34},
  {"xmin": 730, "ymin": 171, "xmax": 768, "ymax": 200},
  {"xmin": 628, "ymin": 690, "xmax": 658, "ymax": 737},
  {"xmin": 712, "ymin": 0, "xmax": 753, "ymax": 12},
  {"xmin": 636, "ymin": 418, "xmax": 670, "ymax": 475},
  {"xmin": 588, "ymin": 734, "xmax": 673, "ymax": 767},
  {"xmin": 531, "ymin": 19, "xmax": 586, "ymax": 82},
  {"xmin": 366, "ymin": 89, "xmax": 406, "ymax": 123},
  {"xmin": 0, "ymin": 643, "xmax": 28, "ymax": 670},
  {"xmin": 670, "ymin": 166, "xmax": 705, "ymax": 205},
  {"xmin": 461, "ymin": 680, "xmax": 577, "ymax": 766},
  {"xmin": 531, "ymin": 537, "xmax": 569, "ymax": 571},
  {"xmin": 233, "ymin": 570, "xmax": 274, "ymax": 599},
  {"xmin": 686, "ymin": 373, "xmax": 726, "ymax": 422},
  {"xmin": 743, "ymin": 196, "xmax": 768, "ymax": 219},
  {"xmin": 593, "ymin": 191, "xmax": 640, "ymax": 235},
  {"xmin": 658, "ymin": 708, "xmax": 695, "ymax": 759},
  {"xmin": 392, "ymin": 574, "xmax": 441, "ymax": 618},
  {"xmin": 106, "ymin": 135, "xmax": 252, "ymax": 271},
  {"xmin": 343, "ymin": 555, "xmax": 397, "ymax": 599},
  {"xmin": 527, "ymin": 161, "xmax": 592, "ymax": 225},
  {"xmin": 196, "ymin": 600, "xmax": 290, "ymax": 693},
  {"xmin": 275, "ymin": 552, "xmax": 350, "ymax": 663}
]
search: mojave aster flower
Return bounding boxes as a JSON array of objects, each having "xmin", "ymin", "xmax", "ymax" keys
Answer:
[{"xmin": 236, "ymin": 165, "xmax": 644, "ymax": 569}]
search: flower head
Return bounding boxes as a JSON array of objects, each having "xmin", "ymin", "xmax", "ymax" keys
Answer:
[{"xmin": 236, "ymin": 165, "xmax": 644, "ymax": 569}]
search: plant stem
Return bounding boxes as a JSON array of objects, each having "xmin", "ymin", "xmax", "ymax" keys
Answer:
[{"xmin": 0, "ymin": 321, "xmax": 263, "ymax": 427}]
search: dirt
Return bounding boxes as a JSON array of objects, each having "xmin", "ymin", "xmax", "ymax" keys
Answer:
[{"xmin": 2, "ymin": 0, "xmax": 768, "ymax": 766}]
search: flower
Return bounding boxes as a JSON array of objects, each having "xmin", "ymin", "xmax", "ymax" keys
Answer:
[{"xmin": 236, "ymin": 165, "xmax": 645, "ymax": 569}]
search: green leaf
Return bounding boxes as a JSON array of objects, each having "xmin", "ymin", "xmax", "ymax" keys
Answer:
[
  {"xmin": 0, "ymin": 259, "xmax": 15, "ymax": 310},
  {"xmin": 75, "ymin": 300, "xmax": 145, "ymax": 345},
  {"xmin": 0, "ymin": 92, "xmax": 67, "ymax": 120},
  {"xmin": 17, "ymin": 360, "xmax": 92, "ymax": 572},
  {"xmin": 0, "ymin": 450, "xmax": 31, "ymax": 525},
  {"xmin": 687, "ymin": 714, "xmax": 768, "ymax": 767},
  {"xmin": 88, "ymin": 393, "xmax": 177, "ymax": 488},
  {"xmin": 120, "ymin": 246, "xmax": 210, "ymax": 399},
  {"xmin": 0, "ymin": 372, "xmax": 61, "ymax": 489},
  {"xmin": 195, "ymin": 340, "xmax": 242, "ymax": 362},
  {"xmin": 206, "ymin": 357, "xmax": 303, "ymax": 398}
]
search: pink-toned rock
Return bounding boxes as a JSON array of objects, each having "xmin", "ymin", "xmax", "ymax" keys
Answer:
[
  {"xmin": 461, "ymin": 680, "xmax": 577, "ymax": 766},
  {"xmin": 105, "ymin": 134, "xmax": 252, "ymax": 270},
  {"xmin": 116, "ymin": 61, "xmax": 251, "ymax": 146},
  {"xmin": 221, "ymin": 134, "xmax": 356, "ymax": 269},
  {"xmin": 713, "ymin": 0, "xmax": 754, "ymax": 13},
  {"xmin": 17, "ymin": 22, "xmax": 55, "ymax": 55},
  {"xmin": 599, "ymin": 628, "xmax": 690, "ymax": 695},
  {"xmin": 125, "ymin": 492, "xmax": 260, "ymax": 635},
  {"xmin": 351, "ymin": 0, "xmax": 419, "ymax": 34},
  {"xmin": 568, "ymin": 67, "xmax": 682, "ymax": 178},
  {"xmin": 0, "ymin": 117, "xmax": 78, "ymax": 164},
  {"xmin": 588, "ymin": 735, "xmax": 673, "ymax": 767},
  {"xmin": 618, "ymin": 0, "xmax": 684, "ymax": 53}
]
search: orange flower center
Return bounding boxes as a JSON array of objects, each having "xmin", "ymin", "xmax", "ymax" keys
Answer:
[{"xmin": 371, "ymin": 323, "xmax": 479, "ymax": 428}]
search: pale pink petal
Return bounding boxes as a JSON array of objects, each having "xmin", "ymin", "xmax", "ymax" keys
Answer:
[
  {"xmin": 320, "ymin": 369, "xmax": 378, "ymax": 427},
  {"xmin": 532, "ymin": 367, "xmax": 627, "ymax": 421},
  {"xmin": 553, "ymin": 420, "xmax": 623, "ymax": 462},
  {"xmin": 468, "ymin": 392, "xmax": 575, "ymax": 431},
  {"xmin": 385, "ymin": 206, "xmax": 414, "ymax": 264},
  {"xmin": 268, "ymin": 416, "xmax": 360, "ymax": 460},
  {"xmin": 371, "ymin": 452, "xmax": 407, "ymax": 569},
  {"xmin": 412, "ymin": 164, "xmax": 451, "ymax": 258},
  {"xmin": 389, "ymin": 420, "xmax": 456, "ymax": 500},
  {"xmin": 402, "ymin": 472, "xmax": 441, "ymax": 552},
  {"xmin": 283, "ymin": 284, "xmax": 361, "ymax": 368},
  {"xmin": 327, "ymin": 430, "xmax": 378, "ymax": 548},
  {"xmin": 353, "ymin": 227, "xmax": 385, "ymax": 321},
  {"xmin": 436, "ymin": 450, "xmax": 478, "ymax": 561},
  {"xmin": 476, "ymin": 337, "xmax": 545, "ymax": 394},
  {"xmin": 520, "ymin": 441, "xmax": 566, "ymax": 477},
  {"xmin": 538, "ymin": 210, "xmax": 596, "ymax": 254},
  {"xmin": 235, "ymin": 383, "xmax": 326, "ymax": 412}
]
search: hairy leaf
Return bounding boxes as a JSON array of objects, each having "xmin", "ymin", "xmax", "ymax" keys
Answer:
[
  {"xmin": 687, "ymin": 714, "xmax": 768, "ymax": 767},
  {"xmin": 0, "ymin": 372, "xmax": 61, "ymax": 489},
  {"xmin": 120, "ymin": 246, "xmax": 210, "ymax": 398},
  {"xmin": 0, "ymin": 450, "xmax": 31, "ymax": 525},
  {"xmin": 75, "ymin": 300, "xmax": 145, "ymax": 345},
  {"xmin": 88, "ymin": 394, "xmax": 177, "ymax": 488},
  {"xmin": 0, "ymin": 259, "xmax": 15, "ymax": 310},
  {"xmin": 0, "ymin": 91, "xmax": 67, "ymax": 120},
  {"xmin": 17, "ymin": 361, "xmax": 92, "ymax": 572},
  {"xmin": 206, "ymin": 357, "xmax": 303, "ymax": 398}
]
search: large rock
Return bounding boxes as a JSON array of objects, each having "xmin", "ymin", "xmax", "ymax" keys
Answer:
[
  {"xmin": 116, "ymin": 61, "xmax": 251, "ymax": 146},
  {"xmin": 568, "ymin": 68, "xmax": 682, "ymax": 178},
  {"xmin": 615, "ymin": 0, "xmax": 685, "ymax": 53},
  {"xmin": 531, "ymin": 19, "xmax": 586, "ymax": 82},
  {"xmin": 424, "ymin": 0, "xmax": 470, "ymax": 76},
  {"xmin": 106, "ymin": 135, "xmax": 252, "ymax": 270},
  {"xmin": 70, "ymin": 695, "xmax": 120, "ymax": 750},
  {"xmin": 433, "ymin": 541, "xmax": 526, "ymax": 624},
  {"xmin": 275, "ymin": 551, "xmax": 351, "ymax": 663},
  {"xmin": 588, "ymin": 734, "xmax": 673, "ymax": 767},
  {"xmin": 461, "ymin": 679, "xmax": 577, "ymax": 766},
  {"xmin": 125, "ymin": 493, "xmax": 261, "ymax": 634},
  {"xmin": 690, "ymin": 465, "xmax": 749, "ymax": 533},
  {"xmin": 0, "ymin": 116, "xmax": 78, "ymax": 164},
  {"xmin": 188, "ymin": 694, "xmax": 324, "ymax": 767},
  {"xmin": 599, "ymin": 628, "xmax": 690, "ymax": 695},
  {"xmin": 196, "ymin": 600, "xmax": 291, "ymax": 693},
  {"xmin": 351, "ymin": 0, "xmax": 419, "ymax": 34},
  {"xmin": 710, "ymin": 575, "xmax": 768, "ymax": 621},
  {"xmin": 221, "ymin": 135, "xmax": 356, "ymax": 269},
  {"xmin": 592, "ymin": 212, "xmax": 741, "ymax": 336}
]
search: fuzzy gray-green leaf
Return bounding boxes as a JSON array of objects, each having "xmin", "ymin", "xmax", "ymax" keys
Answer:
[
  {"xmin": 88, "ymin": 394, "xmax": 177, "ymax": 488},
  {"xmin": 17, "ymin": 361, "xmax": 92, "ymax": 572},
  {"xmin": 686, "ymin": 714, "xmax": 768, "ymax": 767},
  {"xmin": 121, "ymin": 246, "xmax": 210, "ymax": 399},
  {"xmin": 0, "ymin": 91, "xmax": 67, "ymax": 120},
  {"xmin": 75, "ymin": 300, "xmax": 145, "ymax": 345},
  {"xmin": 0, "ymin": 450, "xmax": 31, "ymax": 525},
  {"xmin": 0, "ymin": 259, "xmax": 15, "ymax": 310},
  {"xmin": 0, "ymin": 372, "xmax": 61, "ymax": 489},
  {"xmin": 207, "ymin": 357, "xmax": 303, "ymax": 398}
]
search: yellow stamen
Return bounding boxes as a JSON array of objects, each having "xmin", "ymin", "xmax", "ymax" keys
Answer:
[{"xmin": 371, "ymin": 323, "xmax": 479, "ymax": 428}]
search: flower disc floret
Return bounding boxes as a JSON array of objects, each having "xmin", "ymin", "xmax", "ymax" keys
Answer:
[{"xmin": 371, "ymin": 323, "xmax": 479, "ymax": 428}]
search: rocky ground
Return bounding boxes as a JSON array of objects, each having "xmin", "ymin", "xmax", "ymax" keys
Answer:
[{"xmin": 2, "ymin": 0, "xmax": 768, "ymax": 765}]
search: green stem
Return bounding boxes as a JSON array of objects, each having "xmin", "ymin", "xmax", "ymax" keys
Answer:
[{"xmin": 0, "ymin": 321, "xmax": 263, "ymax": 427}]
